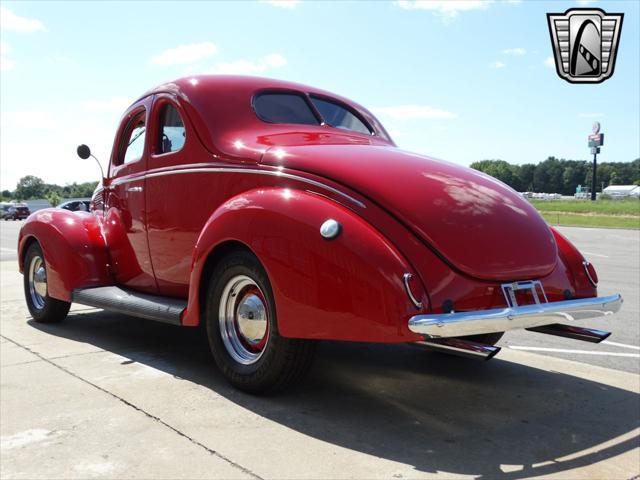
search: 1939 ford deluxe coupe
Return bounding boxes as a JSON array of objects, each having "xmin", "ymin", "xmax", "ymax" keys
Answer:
[{"xmin": 18, "ymin": 76, "xmax": 622, "ymax": 392}]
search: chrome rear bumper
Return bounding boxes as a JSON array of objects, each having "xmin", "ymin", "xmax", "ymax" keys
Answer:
[{"xmin": 408, "ymin": 294, "xmax": 623, "ymax": 338}]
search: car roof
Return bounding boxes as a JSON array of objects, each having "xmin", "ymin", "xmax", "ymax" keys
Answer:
[{"xmin": 125, "ymin": 75, "xmax": 394, "ymax": 161}]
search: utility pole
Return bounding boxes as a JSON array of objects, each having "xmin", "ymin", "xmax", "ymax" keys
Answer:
[{"xmin": 588, "ymin": 122, "xmax": 604, "ymax": 201}]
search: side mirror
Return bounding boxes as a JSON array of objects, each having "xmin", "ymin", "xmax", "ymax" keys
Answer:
[
  {"xmin": 77, "ymin": 144, "xmax": 91, "ymax": 160},
  {"xmin": 76, "ymin": 144, "xmax": 105, "ymax": 180}
]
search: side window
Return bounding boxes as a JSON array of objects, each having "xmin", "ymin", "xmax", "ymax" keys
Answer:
[
  {"xmin": 253, "ymin": 93, "xmax": 319, "ymax": 125},
  {"xmin": 120, "ymin": 111, "xmax": 146, "ymax": 165},
  {"xmin": 158, "ymin": 104, "xmax": 186, "ymax": 154},
  {"xmin": 309, "ymin": 96, "xmax": 372, "ymax": 135}
]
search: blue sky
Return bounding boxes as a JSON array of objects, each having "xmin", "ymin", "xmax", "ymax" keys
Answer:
[{"xmin": 1, "ymin": 0, "xmax": 638, "ymax": 190}]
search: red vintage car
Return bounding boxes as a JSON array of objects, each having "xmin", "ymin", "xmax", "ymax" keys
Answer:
[{"xmin": 18, "ymin": 76, "xmax": 622, "ymax": 392}]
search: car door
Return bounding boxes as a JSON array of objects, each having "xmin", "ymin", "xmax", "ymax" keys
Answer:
[
  {"xmin": 103, "ymin": 97, "xmax": 158, "ymax": 293},
  {"xmin": 144, "ymin": 95, "xmax": 196, "ymax": 297}
]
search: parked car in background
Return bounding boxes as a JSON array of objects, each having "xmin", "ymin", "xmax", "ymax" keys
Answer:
[
  {"xmin": 58, "ymin": 199, "xmax": 91, "ymax": 212},
  {"xmin": 17, "ymin": 76, "xmax": 623, "ymax": 393},
  {"xmin": 2, "ymin": 203, "xmax": 30, "ymax": 221},
  {"xmin": 24, "ymin": 199, "xmax": 52, "ymax": 213}
]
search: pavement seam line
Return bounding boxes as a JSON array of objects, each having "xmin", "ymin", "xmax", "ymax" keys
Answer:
[
  {"xmin": 2, "ymin": 349, "xmax": 117, "ymax": 368},
  {"xmin": 0, "ymin": 333, "xmax": 264, "ymax": 480}
]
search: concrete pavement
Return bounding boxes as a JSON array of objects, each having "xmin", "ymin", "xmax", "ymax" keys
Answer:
[
  {"xmin": 1, "ymin": 259, "xmax": 639, "ymax": 479},
  {"xmin": 2, "ymin": 221, "xmax": 639, "ymax": 478}
]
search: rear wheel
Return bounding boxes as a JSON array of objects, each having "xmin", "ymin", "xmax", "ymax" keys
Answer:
[
  {"xmin": 205, "ymin": 250, "xmax": 316, "ymax": 393},
  {"xmin": 23, "ymin": 242, "xmax": 70, "ymax": 323}
]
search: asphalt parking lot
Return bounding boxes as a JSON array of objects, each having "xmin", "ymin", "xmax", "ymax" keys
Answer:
[{"xmin": 1, "ymin": 220, "xmax": 639, "ymax": 479}]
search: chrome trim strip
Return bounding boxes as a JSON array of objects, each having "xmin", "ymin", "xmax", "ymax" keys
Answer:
[
  {"xmin": 403, "ymin": 273, "xmax": 423, "ymax": 309},
  {"xmin": 408, "ymin": 294, "xmax": 623, "ymax": 338},
  {"xmin": 110, "ymin": 166, "xmax": 365, "ymax": 208}
]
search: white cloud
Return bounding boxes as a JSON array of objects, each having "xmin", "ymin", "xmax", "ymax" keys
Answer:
[
  {"xmin": 0, "ymin": 6, "xmax": 45, "ymax": 32},
  {"xmin": 151, "ymin": 42, "xmax": 218, "ymax": 66},
  {"xmin": 544, "ymin": 56, "xmax": 555, "ymax": 68},
  {"xmin": 81, "ymin": 97, "xmax": 131, "ymax": 113},
  {"xmin": 260, "ymin": 0, "xmax": 301, "ymax": 8},
  {"xmin": 502, "ymin": 48, "xmax": 526, "ymax": 56},
  {"xmin": 371, "ymin": 105, "xmax": 457, "ymax": 120},
  {"xmin": 489, "ymin": 61, "xmax": 506, "ymax": 69},
  {"xmin": 206, "ymin": 53, "xmax": 287, "ymax": 75},
  {"xmin": 578, "ymin": 113, "xmax": 603, "ymax": 118},
  {"xmin": 394, "ymin": 1, "xmax": 493, "ymax": 18}
]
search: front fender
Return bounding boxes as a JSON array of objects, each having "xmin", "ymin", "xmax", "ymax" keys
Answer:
[
  {"xmin": 184, "ymin": 188, "xmax": 426, "ymax": 342},
  {"xmin": 18, "ymin": 209, "xmax": 112, "ymax": 301}
]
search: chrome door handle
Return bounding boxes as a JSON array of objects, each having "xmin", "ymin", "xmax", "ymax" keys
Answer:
[{"xmin": 127, "ymin": 186, "xmax": 143, "ymax": 193}]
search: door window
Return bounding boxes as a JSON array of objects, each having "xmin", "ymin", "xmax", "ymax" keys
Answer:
[
  {"xmin": 120, "ymin": 111, "xmax": 146, "ymax": 165},
  {"xmin": 158, "ymin": 104, "xmax": 186, "ymax": 154}
]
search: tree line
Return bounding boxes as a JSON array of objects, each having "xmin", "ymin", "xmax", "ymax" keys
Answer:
[
  {"xmin": 1, "ymin": 175, "xmax": 99, "ymax": 207},
  {"xmin": 471, "ymin": 157, "xmax": 640, "ymax": 195}
]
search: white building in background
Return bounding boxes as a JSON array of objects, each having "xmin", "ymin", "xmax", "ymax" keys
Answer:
[{"xmin": 602, "ymin": 185, "xmax": 640, "ymax": 199}]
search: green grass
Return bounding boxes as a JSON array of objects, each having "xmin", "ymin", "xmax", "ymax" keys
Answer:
[
  {"xmin": 530, "ymin": 198, "xmax": 640, "ymax": 216},
  {"xmin": 539, "ymin": 212, "xmax": 640, "ymax": 229},
  {"xmin": 530, "ymin": 198, "xmax": 640, "ymax": 229}
]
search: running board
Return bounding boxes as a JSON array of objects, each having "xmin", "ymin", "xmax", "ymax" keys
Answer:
[{"xmin": 72, "ymin": 286, "xmax": 186, "ymax": 325}]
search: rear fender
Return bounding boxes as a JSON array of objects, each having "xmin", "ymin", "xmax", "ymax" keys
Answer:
[
  {"xmin": 18, "ymin": 209, "xmax": 112, "ymax": 301},
  {"xmin": 184, "ymin": 188, "xmax": 426, "ymax": 342},
  {"xmin": 550, "ymin": 227, "xmax": 597, "ymax": 298}
]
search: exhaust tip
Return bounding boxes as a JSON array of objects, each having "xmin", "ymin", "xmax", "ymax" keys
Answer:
[
  {"xmin": 419, "ymin": 338, "xmax": 501, "ymax": 361},
  {"xmin": 527, "ymin": 324, "xmax": 612, "ymax": 343}
]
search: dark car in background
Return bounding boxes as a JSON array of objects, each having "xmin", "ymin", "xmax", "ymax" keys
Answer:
[
  {"xmin": 1, "ymin": 203, "xmax": 31, "ymax": 221},
  {"xmin": 58, "ymin": 199, "xmax": 91, "ymax": 212}
]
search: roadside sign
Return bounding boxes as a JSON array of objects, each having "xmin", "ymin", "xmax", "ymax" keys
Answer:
[{"xmin": 588, "ymin": 133, "xmax": 604, "ymax": 148}]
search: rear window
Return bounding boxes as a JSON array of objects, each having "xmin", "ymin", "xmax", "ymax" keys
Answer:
[
  {"xmin": 309, "ymin": 96, "xmax": 372, "ymax": 135},
  {"xmin": 254, "ymin": 93, "xmax": 319, "ymax": 126}
]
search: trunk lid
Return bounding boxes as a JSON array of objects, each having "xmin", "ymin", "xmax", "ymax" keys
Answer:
[{"xmin": 261, "ymin": 144, "xmax": 557, "ymax": 281}]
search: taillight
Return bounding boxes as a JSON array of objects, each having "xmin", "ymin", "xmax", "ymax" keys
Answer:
[{"xmin": 583, "ymin": 260, "xmax": 598, "ymax": 287}]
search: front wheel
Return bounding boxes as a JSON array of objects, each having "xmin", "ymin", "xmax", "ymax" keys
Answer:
[
  {"xmin": 205, "ymin": 250, "xmax": 316, "ymax": 394},
  {"xmin": 23, "ymin": 242, "xmax": 70, "ymax": 323}
]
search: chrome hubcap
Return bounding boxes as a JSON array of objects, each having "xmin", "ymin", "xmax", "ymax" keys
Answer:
[
  {"xmin": 28, "ymin": 256, "xmax": 47, "ymax": 310},
  {"xmin": 219, "ymin": 275, "xmax": 269, "ymax": 365}
]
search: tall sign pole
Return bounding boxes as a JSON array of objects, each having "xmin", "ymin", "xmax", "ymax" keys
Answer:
[{"xmin": 588, "ymin": 122, "xmax": 604, "ymax": 201}]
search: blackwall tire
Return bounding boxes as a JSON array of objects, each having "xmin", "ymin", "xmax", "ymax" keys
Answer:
[
  {"xmin": 23, "ymin": 242, "xmax": 70, "ymax": 323},
  {"xmin": 205, "ymin": 249, "xmax": 316, "ymax": 394}
]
